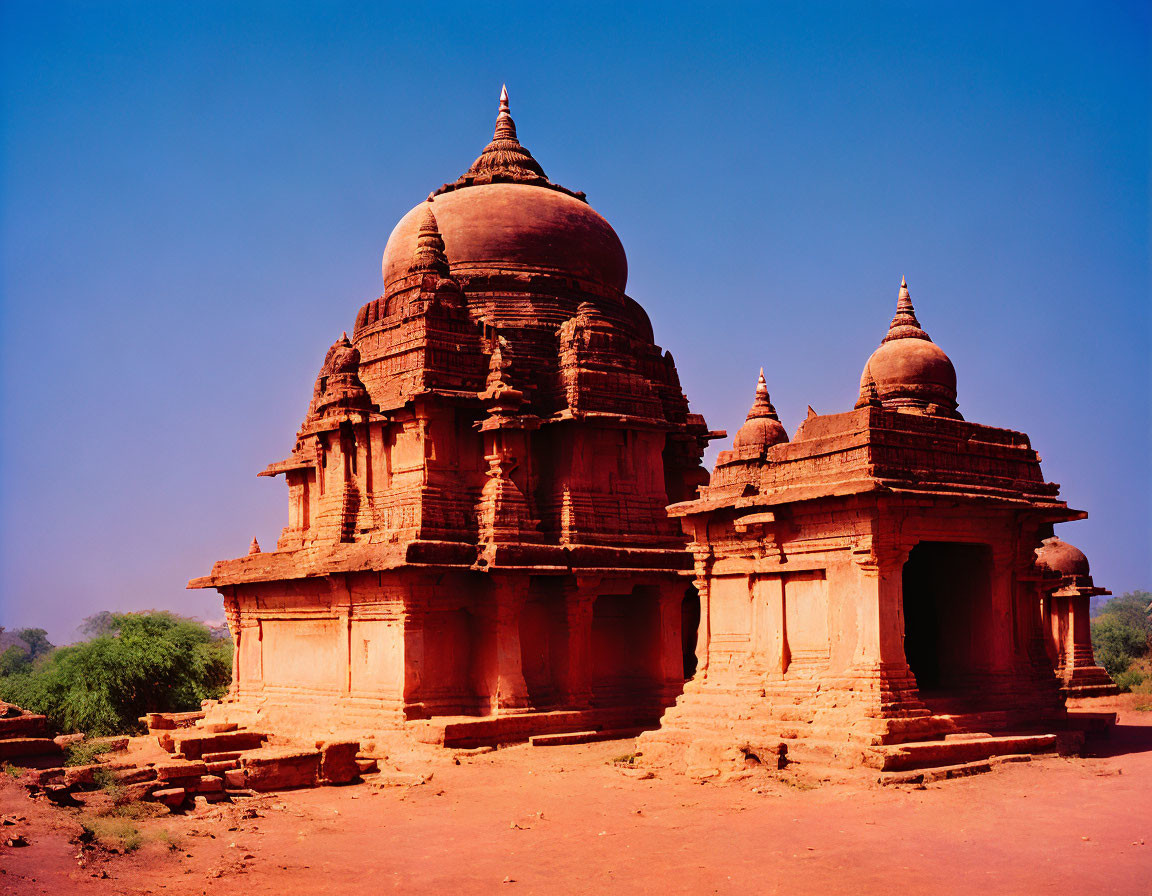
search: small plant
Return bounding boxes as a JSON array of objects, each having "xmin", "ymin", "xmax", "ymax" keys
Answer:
[
  {"xmin": 79, "ymin": 815, "xmax": 143, "ymax": 852},
  {"xmin": 2, "ymin": 763, "xmax": 22, "ymax": 778},
  {"xmin": 612, "ymin": 752, "xmax": 639, "ymax": 766},
  {"xmin": 1114, "ymin": 668, "xmax": 1147, "ymax": 693},
  {"xmin": 64, "ymin": 740, "xmax": 113, "ymax": 767}
]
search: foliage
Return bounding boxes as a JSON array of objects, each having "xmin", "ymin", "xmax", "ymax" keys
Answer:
[
  {"xmin": 1090, "ymin": 591, "xmax": 1152, "ymax": 680},
  {"xmin": 15, "ymin": 628, "xmax": 53, "ymax": 660},
  {"xmin": 64, "ymin": 739, "xmax": 114, "ymax": 767},
  {"xmin": 0, "ymin": 611, "xmax": 231, "ymax": 736},
  {"xmin": 0, "ymin": 627, "xmax": 55, "ymax": 677}
]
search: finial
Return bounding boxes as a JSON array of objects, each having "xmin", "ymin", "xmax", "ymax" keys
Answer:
[
  {"xmin": 745, "ymin": 368, "xmax": 778, "ymax": 421},
  {"xmin": 492, "ymin": 84, "xmax": 517, "ymax": 142},
  {"xmin": 883, "ymin": 275, "xmax": 928, "ymax": 342},
  {"xmin": 340, "ymin": 331, "xmax": 348, "ymax": 342},
  {"xmin": 249, "ymin": 537, "xmax": 261, "ymax": 555}
]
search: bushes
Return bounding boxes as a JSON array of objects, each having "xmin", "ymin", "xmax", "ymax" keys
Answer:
[
  {"xmin": 0, "ymin": 612, "xmax": 231, "ymax": 736},
  {"xmin": 1091, "ymin": 591, "xmax": 1152, "ymax": 690}
]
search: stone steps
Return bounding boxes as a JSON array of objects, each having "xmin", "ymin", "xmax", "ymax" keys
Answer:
[
  {"xmin": 873, "ymin": 733, "xmax": 1059, "ymax": 772},
  {"xmin": 530, "ymin": 727, "xmax": 649, "ymax": 747},
  {"xmin": 411, "ymin": 708, "xmax": 663, "ymax": 748}
]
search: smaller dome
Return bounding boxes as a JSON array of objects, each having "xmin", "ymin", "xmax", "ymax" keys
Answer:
[
  {"xmin": 1035, "ymin": 536, "xmax": 1091, "ymax": 579},
  {"xmin": 858, "ymin": 278, "xmax": 960, "ymax": 417},
  {"xmin": 733, "ymin": 369, "xmax": 788, "ymax": 452}
]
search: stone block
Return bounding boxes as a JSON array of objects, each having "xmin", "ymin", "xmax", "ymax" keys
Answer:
[
  {"xmin": 240, "ymin": 748, "xmax": 319, "ymax": 791},
  {"xmin": 206, "ymin": 760, "xmax": 238, "ymax": 775},
  {"xmin": 318, "ymin": 741, "xmax": 360, "ymax": 784},
  {"xmin": 0, "ymin": 738, "xmax": 61, "ymax": 761},
  {"xmin": 117, "ymin": 781, "xmax": 159, "ymax": 802},
  {"xmin": 155, "ymin": 761, "xmax": 208, "ymax": 781},
  {"xmin": 223, "ymin": 769, "xmax": 247, "ymax": 789},
  {"xmin": 0, "ymin": 714, "xmax": 49, "ymax": 739},
  {"xmin": 172, "ymin": 730, "xmax": 265, "ymax": 760},
  {"xmin": 113, "ymin": 767, "xmax": 157, "ymax": 785},
  {"xmin": 193, "ymin": 775, "xmax": 224, "ymax": 793},
  {"xmin": 151, "ymin": 787, "xmax": 187, "ymax": 808}
]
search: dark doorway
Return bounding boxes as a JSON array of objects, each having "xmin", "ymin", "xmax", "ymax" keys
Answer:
[
  {"xmin": 681, "ymin": 587, "xmax": 700, "ymax": 679},
  {"xmin": 902, "ymin": 542, "xmax": 994, "ymax": 693},
  {"xmin": 591, "ymin": 589, "xmax": 661, "ymax": 705}
]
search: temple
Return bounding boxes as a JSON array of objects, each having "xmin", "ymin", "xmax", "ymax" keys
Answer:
[
  {"xmin": 638, "ymin": 277, "xmax": 1117, "ymax": 776},
  {"xmin": 190, "ymin": 87, "xmax": 714, "ymax": 745},
  {"xmin": 192, "ymin": 89, "xmax": 1116, "ymax": 771}
]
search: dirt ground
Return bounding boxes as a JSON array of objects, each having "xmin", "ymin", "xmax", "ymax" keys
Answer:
[{"xmin": 3, "ymin": 700, "xmax": 1150, "ymax": 896}]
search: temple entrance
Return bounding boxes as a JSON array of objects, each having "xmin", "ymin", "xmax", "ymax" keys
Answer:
[
  {"xmin": 902, "ymin": 542, "xmax": 994, "ymax": 693},
  {"xmin": 681, "ymin": 587, "xmax": 700, "ymax": 679},
  {"xmin": 591, "ymin": 589, "xmax": 661, "ymax": 705}
]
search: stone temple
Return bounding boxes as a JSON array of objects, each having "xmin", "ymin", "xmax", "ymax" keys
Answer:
[
  {"xmin": 192, "ymin": 88, "xmax": 1116, "ymax": 771},
  {"xmin": 191, "ymin": 87, "xmax": 715, "ymax": 746}
]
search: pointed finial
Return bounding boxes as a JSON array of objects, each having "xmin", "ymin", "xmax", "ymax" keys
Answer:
[
  {"xmin": 340, "ymin": 331, "xmax": 348, "ymax": 342},
  {"xmin": 883, "ymin": 275, "xmax": 928, "ymax": 342},
  {"xmin": 492, "ymin": 84, "xmax": 517, "ymax": 142},
  {"xmin": 745, "ymin": 368, "xmax": 779, "ymax": 421},
  {"xmin": 249, "ymin": 537, "xmax": 261, "ymax": 555}
]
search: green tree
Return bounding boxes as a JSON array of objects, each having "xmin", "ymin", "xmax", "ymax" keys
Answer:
[
  {"xmin": 1091, "ymin": 591, "xmax": 1152, "ymax": 678},
  {"xmin": 0, "ymin": 611, "xmax": 231, "ymax": 735},
  {"xmin": 14, "ymin": 628, "xmax": 53, "ymax": 661}
]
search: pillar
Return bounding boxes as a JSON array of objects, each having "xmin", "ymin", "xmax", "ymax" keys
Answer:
[
  {"xmin": 480, "ymin": 575, "xmax": 530, "ymax": 714},
  {"xmin": 557, "ymin": 576, "xmax": 597, "ymax": 709}
]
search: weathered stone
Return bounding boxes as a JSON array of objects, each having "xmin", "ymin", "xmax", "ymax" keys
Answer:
[
  {"xmin": 240, "ymin": 749, "xmax": 319, "ymax": 791},
  {"xmin": 639, "ymin": 278, "xmax": 1116, "ymax": 775},
  {"xmin": 187, "ymin": 87, "xmax": 710, "ymax": 745},
  {"xmin": 318, "ymin": 741, "xmax": 360, "ymax": 784},
  {"xmin": 155, "ymin": 761, "xmax": 208, "ymax": 781},
  {"xmin": 151, "ymin": 787, "xmax": 187, "ymax": 808}
]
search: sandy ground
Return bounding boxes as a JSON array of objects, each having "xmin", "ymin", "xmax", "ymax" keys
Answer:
[{"xmin": 3, "ymin": 702, "xmax": 1150, "ymax": 896}]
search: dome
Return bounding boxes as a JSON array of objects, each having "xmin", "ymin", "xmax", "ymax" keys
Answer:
[
  {"xmin": 1034, "ymin": 536, "xmax": 1091, "ymax": 579},
  {"xmin": 857, "ymin": 277, "xmax": 959, "ymax": 417},
  {"xmin": 733, "ymin": 369, "xmax": 788, "ymax": 452},
  {"xmin": 382, "ymin": 185, "xmax": 627, "ymax": 295},
  {"xmin": 380, "ymin": 87, "xmax": 627, "ymax": 297}
]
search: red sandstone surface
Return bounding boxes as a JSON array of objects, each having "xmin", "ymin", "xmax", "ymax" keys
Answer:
[{"xmin": 3, "ymin": 700, "xmax": 1149, "ymax": 896}]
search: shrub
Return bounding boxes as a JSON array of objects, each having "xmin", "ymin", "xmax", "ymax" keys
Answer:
[
  {"xmin": 1090, "ymin": 592, "xmax": 1152, "ymax": 677},
  {"xmin": 0, "ymin": 611, "xmax": 231, "ymax": 736}
]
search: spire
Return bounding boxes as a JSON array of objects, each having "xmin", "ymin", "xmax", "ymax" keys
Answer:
[
  {"xmin": 493, "ymin": 84, "xmax": 515, "ymax": 141},
  {"xmin": 882, "ymin": 275, "xmax": 931, "ymax": 343},
  {"xmin": 746, "ymin": 367, "xmax": 780, "ymax": 421},
  {"xmin": 249, "ymin": 537, "xmax": 261, "ymax": 555},
  {"xmin": 464, "ymin": 85, "xmax": 547, "ymax": 179},
  {"xmin": 410, "ymin": 203, "xmax": 449, "ymax": 275}
]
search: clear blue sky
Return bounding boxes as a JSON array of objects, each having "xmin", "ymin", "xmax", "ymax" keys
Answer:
[{"xmin": 2, "ymin": 1, "xmax": 1148, "ymax": 645}]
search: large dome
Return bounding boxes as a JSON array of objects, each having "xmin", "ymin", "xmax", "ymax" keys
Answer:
[
  {"xmin": 382, "ymin": 184, "xmax": 627, "ymax": 295},
  {"xmin": 380, "ymin": 86, "xmax": 627, "ymax": 298}
]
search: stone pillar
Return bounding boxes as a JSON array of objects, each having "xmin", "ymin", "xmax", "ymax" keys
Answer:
[
  {"xmin": 987, "ymin": 546, "xmax": 1015, "ymax": 673},
  {"xmin": 656, "ymin": 582, "xmax": 686, "ymax": 703},
  {"xmin": 558, "ymin": 577, "xmax": 597, "ymax": 709},
  {"xmin": 223, "ymin": 590, "xmax": 241, "ymax": 697},
  {"xmin": 481, "ymin": 575, "xmax": 530, "ymax": 714},
  {"xmin": 691, "ymin": 546, "xmax": 713, "ymax": 676}
]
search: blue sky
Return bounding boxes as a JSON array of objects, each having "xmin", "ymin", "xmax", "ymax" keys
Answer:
[{"xmin": 1, "ymin": 1, "xmax": 1148, "ymax": 644}]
